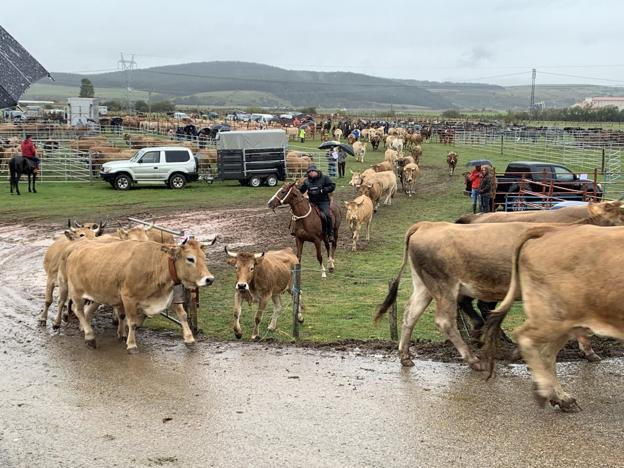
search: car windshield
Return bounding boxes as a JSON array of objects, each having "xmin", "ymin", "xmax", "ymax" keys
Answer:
[{"xmin": 129, "ymin": 151, "xmax": 142, "ymax": 162}]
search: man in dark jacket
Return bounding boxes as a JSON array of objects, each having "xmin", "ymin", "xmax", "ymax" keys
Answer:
[
  {"xmin": 479, "ymin": 166, "xmax": 493, "ymax": 212},
  {"xmin": 298, "ymin": 164, "xmax": 336, "ymax": 241}
]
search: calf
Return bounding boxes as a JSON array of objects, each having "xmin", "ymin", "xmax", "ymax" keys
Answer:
[
  {"xmin": 353, "ymin": 141, "xmax": 367, "ymax": 163},
  {"xmin": 447, "ymin": 152, "xmax": 458, "ymax": 176},
  {"xmin": 403, "ymin": 163, "xmax": 420, "ymax": 197},
  {"xmin": 370, "ymin": 134, "xmax": 381, "ymax": 151},
  {"xmin": 345, "ymin": 195, "xmax": 374, "ymax": 251},
  {"xmin": 226, "ymin": 247, "xmax": 302, "ymax": 340}
]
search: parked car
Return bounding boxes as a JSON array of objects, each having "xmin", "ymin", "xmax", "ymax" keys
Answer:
[
  {"xmin": 100, "ymin": 147, "xmax": 199, "ymax": 190},
  {"xmin": 493, "ymin": 161, "xmax": 603, "ymax": 210}
]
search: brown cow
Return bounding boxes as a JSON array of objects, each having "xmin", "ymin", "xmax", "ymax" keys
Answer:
[
  {"xmin": 64, "ymin": 239, "xmax": 214, "ymax": 351},
  {"xmin": 484, "ymin": 224, "xmax": 624, "ymax": 411},
  {"xmin": 403, "ymin": 163, "xmax": 420, "ymax": 197},
  {"xmin": 376, "ymin": 203, "xmax": 624, "ymax": 369},
  {"xmin": 345, "ymin": 195, "xmax": 374, "ymax": 251},
  {"xmin": 371, "ymin": 161, "xmax": 393, "ymax": 173},
  {"xmin": 447, "ymin": 152, "xmax": 458, "ymax": 176},
  {"xmin": 410, "ymin": 145, "xmax": 422, "ymax": 165},
  {"xmin": 349, "ymin": 168, "xmax": 376, "ymax": 187},
  {"xmin": 225, "ymin": 247, "xmax": 302, "ymax": 340},
  {"xmin": 356, "ymin": 181, "xmax": 383, "ymax": 212}
]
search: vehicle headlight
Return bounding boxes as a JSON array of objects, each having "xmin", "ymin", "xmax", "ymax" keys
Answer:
[{"xmin": 102, "ymin": 167, "xmax": 111, "ymax": 174}]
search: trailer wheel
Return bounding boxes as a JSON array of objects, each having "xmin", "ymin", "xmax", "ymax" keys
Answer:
[
  {"xmin": 265, "ymin": 175, "xmax": 278, "ymax": 187},
  {"xmin": 249, "ymin": 176, "xmax": 262, "ymax": 188}
]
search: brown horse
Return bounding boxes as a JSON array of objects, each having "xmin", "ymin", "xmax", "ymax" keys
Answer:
[{"xmin": 268, "ymin": 182, "xmax": 341, "ymax": 278}]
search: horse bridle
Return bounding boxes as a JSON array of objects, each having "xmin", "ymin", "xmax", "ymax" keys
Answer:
[{"xmin": 269, "ymin": 183, "xmax": 312, "ymax": 220}]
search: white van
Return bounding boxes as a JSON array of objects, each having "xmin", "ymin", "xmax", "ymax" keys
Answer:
[{"xmin": 174, "ymin": 112, "xmax": 189, "ymax": 120}]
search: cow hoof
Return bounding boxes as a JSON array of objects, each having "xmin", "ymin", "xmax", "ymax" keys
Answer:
[
  {"xmin": 551, "ymin": 398, "xmax": 582, "ymax": 413},
  {"xmin": 400, "ymin": 358, "xmax": 415, "ymax": 367},
  {"xmin": 584, "ymin": 352, "xmax": 601, "ymax": 363},
  {"xmin": 532, "ymin": 387, "xmax": 547, "ymax": 408},
  {"xmin": 234, "ymin": 331, "xmax": 242, "ymax": 340},
  {"xmin": 85, "ymin": 338, "xmax": 97, "ymax": 349},
  {"xmin": 252, "ymin": 335, "xmax": 260, "ymax": 342},
  {"xmin": 38, "ymin": 318, "xmax": 47, "ymax": 326},
  {"xmin": 469, "ymin": 360, "xmax": 487, "ymax": 372},
  {"xmin": 297, "ymin": 315, "xmax": 304, "ymax": 324},
  {"xmin": 127, "ymin": 347, "xmax": 139, "ymax": 355},
  {"xmin": 184, "ymin": 340, "xmax": 196, "ymax": 348}
]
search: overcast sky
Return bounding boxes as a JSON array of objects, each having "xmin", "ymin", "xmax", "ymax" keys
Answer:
[{"xmin": 3, "ymin": 0, "xmax": 624, "ymax": 87}]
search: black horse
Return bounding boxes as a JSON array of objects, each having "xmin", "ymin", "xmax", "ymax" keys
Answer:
[{"xmin": 9, "ymin": 155, "xmax": 37, "ymax": 195}]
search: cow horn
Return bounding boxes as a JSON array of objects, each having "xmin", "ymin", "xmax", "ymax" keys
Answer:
[
  {"xmin": 202, "ymin": 236, "xmax": 218, "ymax": 246},
  {"xmin": 73, "ymin": 219, "xmax": 82, "ymax": 228},
  {"xmin": 67, "ymin": 218, "xmax": 71, "ymax": 229},
  {"xmin": 224, "ymin": 246, "xmax": 238, "ymax": 258},
  {"xmin": 254, "ymin": 252, "xmax": 264, "ymax": 259}
]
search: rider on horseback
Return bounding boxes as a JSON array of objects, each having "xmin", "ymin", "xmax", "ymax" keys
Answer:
[
  {"xmin": 20, "ymin": 135, "xmax": 40, "ymax": 174},
  {"xmin": 298, "ymin": 164, "xmax": 336, "ymax": 241}
]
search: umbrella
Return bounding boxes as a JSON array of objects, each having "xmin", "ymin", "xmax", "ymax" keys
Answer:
[
  {"xmin": 318, "ymin": 141, "xmax": 354, "ymax": 156},
  {"xmin": 465, "ymin": 159, "xmax": 492, "ymax": 167},
  {"xmin": 0, "ymin": 26, "xmax": 51, "ymax": 108}
]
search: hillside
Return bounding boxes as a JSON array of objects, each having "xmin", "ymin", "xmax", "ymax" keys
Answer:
[{"xmin": 23, "ymin": 61, "xmax": 624, "ymax": 111}]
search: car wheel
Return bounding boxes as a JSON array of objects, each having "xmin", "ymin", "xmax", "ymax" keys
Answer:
[
  {"xmin": 265, "ymin": 175, "xmax": 278, "ymax": 187},
  {"xmin": 169, "ymin": 174, "xmax": 187, "ymax": 189},
  {"xmin": 114, "ymin": 174, "xmax": 131, "ymax": 191},
  {"xmin": 249, "ymin": 176, "xmax": 262, "ymax": 188}
]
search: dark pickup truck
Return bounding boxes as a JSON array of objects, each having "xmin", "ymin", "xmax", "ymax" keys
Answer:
[{"xmin": 494, "ymin": 161, "xmax": 602, "ymax": 210}]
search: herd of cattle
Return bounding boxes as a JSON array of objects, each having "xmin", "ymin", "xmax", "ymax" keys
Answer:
[{"xmin": 375, "ymin": 200, "xmax": 624, "ymax": 412}]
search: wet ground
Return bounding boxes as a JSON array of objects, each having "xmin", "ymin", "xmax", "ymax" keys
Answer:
[{"xmin": 2, "ymin": 215, "xmax": 624, "ymax": 467}]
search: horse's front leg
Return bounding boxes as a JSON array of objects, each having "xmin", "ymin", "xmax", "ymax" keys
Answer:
[
  {"xmin": 295, "ymin": 237, "xmax": 304, "ymax": 262},
  {"xmin": 32, "ymin": 173, "xmax": 36, "ymax": 193},
  {"xmin": 314, "ymin": 239, "xmax": 326, "ymax": 278}
]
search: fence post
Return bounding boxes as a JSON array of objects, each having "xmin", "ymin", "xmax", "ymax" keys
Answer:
[
  {"xmin": 291, "ymin": 264, "xmax": 301, "ymax": 340},
  {"xmin": 601, "ymin": 148, "xmax": 605, "ymax": 174},
  {"xmin": 388, "ymin": 280, "xmax": 398, "ymax": 341},
  {"xmin": 88, "ymin": 152, "xmax": 93, "ymax": 183},
  {"xmin": 500, "ymin": 134, "xmax": 504, "ymax": 156}
]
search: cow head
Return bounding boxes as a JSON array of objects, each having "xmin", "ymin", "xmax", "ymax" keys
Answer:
[
  {"xmin": 225, "ymin": 246, "xmax": 264, "ymax": 292},
  {"xmin": 116, "ymin": 226, "xmax": 150, "ymax": 241},
  {"xmin": 344, "ymin": 198, "xmax": 367, "ymax": 223},
  {"xmin": 349, "ymin": 170, "xmax": 363, "ymax": 187},
  {"xmin": 587, "ymin": 200, "xmax": 624, "ymax": 225},
  {"xmin": 71, "ymin": 219, "xmax": 106, "ymax": 236},
  {"xmin": 404, "ymin": 165, "xmax": 418, "ymax": 183},
  {"xmin": 161, "ymin": 240, "xmax": 215, "ymax": 288}
]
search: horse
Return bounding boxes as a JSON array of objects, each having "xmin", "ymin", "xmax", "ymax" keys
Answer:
[
  {"xmin": 447, "ymin": 152, "xmax": 458, "ymax": 176},
  {"xmin": 9, "ymin": 155, "xmax": 37, "ymax": 195},
  {"xmin": 267, "ymin": 182, "xmax": 341, "ymax": 278}
]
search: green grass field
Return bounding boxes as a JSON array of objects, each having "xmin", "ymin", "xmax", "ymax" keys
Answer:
[{"xmin": 3, "ymin": 140, "xmax": 528, "ymax": 344}]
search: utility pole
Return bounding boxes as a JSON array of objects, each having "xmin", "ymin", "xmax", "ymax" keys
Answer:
[
  {"xmin": 529, "ymin": 68, "xmax": 536, "ymax": 118},
  {"xmin": 118, "ymin": 53, "xmax": 137, "ymax": 113},
  {"xmin": 148, "ymin": 89, "xmax": 152, "ymax": 114}
]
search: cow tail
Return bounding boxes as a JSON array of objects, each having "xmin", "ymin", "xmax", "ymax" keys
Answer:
[
  {"xmin": 482, "ymin": 225, "xmax": 555, "ymax": 378},
  {"xmin": 374, "ymin": 223, "xmax": 421, "ymax": 323}
]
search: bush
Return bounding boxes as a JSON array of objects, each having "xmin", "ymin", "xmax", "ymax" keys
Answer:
[{"xmin": 441, "ymin": 109, "xmax": 462, "ymax": 119}]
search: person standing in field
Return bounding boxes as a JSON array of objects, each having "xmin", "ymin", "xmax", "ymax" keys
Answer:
[
  {"xmin": 467, "ymin": 165, "xmax": 482, "ymax": 214},
  {"xmin": 20, "ymin": 134, "xmax": 40, "ymax": 174},
  {"xmin": 298, "ymin": 127, "xmax": 306, "ymax": 143},
  {"xmin": 479, "ymin": 166, "xmax": 493, "ymax": 212}
]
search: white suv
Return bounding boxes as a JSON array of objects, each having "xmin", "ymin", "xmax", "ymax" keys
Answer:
[{"xmin": 100, "ymin": 147, "xmax": 199, "ymax": 190}]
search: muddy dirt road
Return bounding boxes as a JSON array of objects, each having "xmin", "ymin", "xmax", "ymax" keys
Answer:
[{"xmin": 1, "ymin": 217, "xmax": 624, "ymax": 467}]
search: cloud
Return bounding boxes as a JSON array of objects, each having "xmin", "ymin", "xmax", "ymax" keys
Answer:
[{"xmin": 459, "ymin": 46, "xmax": 495, "ymax": 67}]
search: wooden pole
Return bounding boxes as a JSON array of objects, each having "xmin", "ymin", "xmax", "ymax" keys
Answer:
[
  {"xmin": 388, "ymin": 281, "xmax": 398, "ymax": 341},
  {"xmin": 291, "ymin": 264, "xmax": 301, "ymax": 340}
]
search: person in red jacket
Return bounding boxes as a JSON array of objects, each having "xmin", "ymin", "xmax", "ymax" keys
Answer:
[
  {"xmin": 20, "ymin": 135, "xmax": 40, "ymax": 173},
  {"xmin": 467, "ymin": 165, "xmax": 482, "ymax": 213}
]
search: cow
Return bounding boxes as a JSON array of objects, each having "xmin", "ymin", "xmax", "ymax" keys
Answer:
[
  {"xmin": 370, "ymin": 134, "xmax": 381, "ymax": 151},
  {"xmin": 64, "ymin": 239, "xmax": 214, "ymax": 351},
  {"xmin": 333, "ymin": 128, "xmax": 343, "ymax": 141},
  {"xmin": 349, "ymin": 169, "xmax": 376, "ymax": 187},
  {"xmin": 353, "ymin": 141, "xmax": 367, "ymax": 163},
  {"xmin": 384, "ymin": 148, "xmax": 399, "ymax": 163},
  {"xmin": 365, "ymin": 171, "xmax": 397, "ymax": 206},
  {"xmin": 483, "ymin": 224, "xmax": 624, "ymax": 412},
  {"xmin": 347, "ymin": 133, "xmax": 357, "ymax": 145},
  {"xmin": 391, "ymin": 138, "xmax": 404, "ymax": 153},
  {"xmin": 371, "ymin": 161, "xmax": 393, "ymax": 173},
  {"xmin": 403, "ymin": 163, "xmax": 420, "ymax": 197},
  {"xmin": 356, "ymin": 181, "xmax": 383, "ymax": 212},
  {"xmin": 375, "ymin": 205, "xmax": 624, "ymax": 369},
  {"xmin": 447, "ymin": 152, "xmax": 458, "ymax": 176},
  {"xmin": 410, "ymin": 145, "xmax": 422, "ymax": 165},
  {"xmin": 345, "ymin": 195, "xmax": 374, "ymax": 251},
  {"xmin": 456, "ymin": 203, "xmax": 601, "ymax": 225},
  {"xmin": 39, "ymin": 221, "xmax": 105, "ymax": 326},
  {"xmin": 225, "ymin": 246, "xmax": 302, "ymax": 340}
]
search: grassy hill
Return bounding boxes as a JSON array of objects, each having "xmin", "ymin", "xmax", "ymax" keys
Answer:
[{"xmin": 23, "ymin": 61, "xmax": 624, "ymax": 111}]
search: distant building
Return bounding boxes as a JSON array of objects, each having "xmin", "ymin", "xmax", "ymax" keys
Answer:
[{"xmin": 576, "ymin": 96, "xmax": 624, "ymax": 111}]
